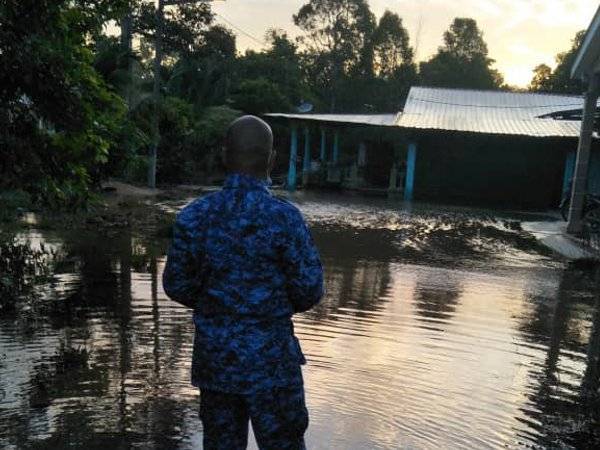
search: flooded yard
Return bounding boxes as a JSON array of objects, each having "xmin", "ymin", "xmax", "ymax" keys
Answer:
[{"xmin": 1, "ymin": 192, "xmax": 599, "ymax": 449}]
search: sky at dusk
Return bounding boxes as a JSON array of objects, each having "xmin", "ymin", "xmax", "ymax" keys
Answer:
[{"xmin": 210, "ymin": 0, "xmax": 599, "ymax": 87}]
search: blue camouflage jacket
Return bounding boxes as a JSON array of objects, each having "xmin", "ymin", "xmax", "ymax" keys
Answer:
[{"xmin": 162, "ymin": 173, "xmax": 324, "ymax": 394}]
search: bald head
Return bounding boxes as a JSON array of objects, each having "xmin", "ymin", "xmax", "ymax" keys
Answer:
[{"xmin": 224, "ymin": 115, "xmax": 274, "ymax": 177}]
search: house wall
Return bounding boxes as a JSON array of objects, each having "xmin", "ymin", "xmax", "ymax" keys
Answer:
[{"xmin": 414, "ymin": 132, "xmax": 576, "ymax": 209}]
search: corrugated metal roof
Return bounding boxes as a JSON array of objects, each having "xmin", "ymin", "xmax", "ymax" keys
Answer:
[
  {"xmin": 265, "ymin": 113, "xmax": 398, "ymax": 127},
  {"xmin": 266, "ymin": 87, "xmax": 588, "ymax": 138},
  {"xmin": 396, "ymin": 87, "xmax": 584, "ymax": 137}
]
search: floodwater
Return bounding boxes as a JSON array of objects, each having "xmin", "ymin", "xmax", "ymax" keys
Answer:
[{"xmin": 1, "ymin": 191, "xmax": 600, "ymax": 449}]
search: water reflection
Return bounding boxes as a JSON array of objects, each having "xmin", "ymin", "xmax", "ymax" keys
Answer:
[
  {"xmin": 582, "ymin": 293, "xmax": 600, "ymax": 396},
  {"xmin": 313, "ymin": 255, "xmax": 392, "ymax": 319},
  {"xmin": 517, "ymin": 266, "xmax": 600, "ymax": 448},
  {"xmin": 413, "ymin": 270, "xmax": 462, "ymax": 326},
  {"xmin": 1, "ymin": 193, "xmax": 599, "ymax": 449}
]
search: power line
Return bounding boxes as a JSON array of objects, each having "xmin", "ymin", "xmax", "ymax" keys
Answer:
[{"xmin": 214, "ymin": 12, "xmax": 266, "ymax": 47}]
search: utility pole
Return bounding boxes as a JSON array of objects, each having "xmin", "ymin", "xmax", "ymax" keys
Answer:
[
  {"xmin": 148, "ymin": 0, "xmax": 221, "ymax": 189},
  {"xmin": 148, "ymin": 0, "xmax": 164, "ymax": 189},
  {"xmin": 120, "ymin": 2, "xmax": 133, "ymax": 108},
  {"xmin": 567, "ymin": 73, "xmax": 600, "ymax": 234}
]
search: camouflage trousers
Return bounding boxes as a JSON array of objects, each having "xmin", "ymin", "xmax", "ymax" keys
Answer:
[{"xmin": 199, "ymin": 386, "xmax": 309, "ymax": 450}]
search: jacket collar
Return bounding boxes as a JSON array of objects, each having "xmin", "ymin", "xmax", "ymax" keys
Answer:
[{"xmin": 223, "ymin": 173, "xmax": 271, "ymax": 192}]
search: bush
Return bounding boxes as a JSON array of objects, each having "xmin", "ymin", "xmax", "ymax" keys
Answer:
[
  {"xmin": 0, "ymin": 1, "xmax": 127, "ymax": 209},
  {"xmin": 155, "ymin": 101, "xmax": 241, "ymax": 184},
  {"xmin": 232, "ymin": 78, "xmax": 291, "ymax": 115},
  {"xmin": 193, "ymin": 105, "xmax": 243, "ymax": 178}
]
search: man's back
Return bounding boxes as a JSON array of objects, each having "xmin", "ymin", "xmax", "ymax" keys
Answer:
[
  {"xmin": 163, "ymin": 115, "xmax": 322, "ymax": 450},
  {"xmin": 163, "ymin": 173, "xmax": 323, "ymax": 394}
]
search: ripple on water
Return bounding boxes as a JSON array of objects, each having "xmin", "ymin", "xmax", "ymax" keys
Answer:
[{"xmin": 1, "ymin": 193, "xmax": 599, "ymax": 449}]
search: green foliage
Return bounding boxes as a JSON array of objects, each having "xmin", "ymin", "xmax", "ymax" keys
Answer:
[
  {"xmin": 195, "ymin": 106, "xmax": 244, "ymax": 150},
  {"xmin": 232, "ymin": 78, "xmax": 291, "ymax": 115},
  {"xmin": 530, "ymin": 64, "xmax": 553, "ymax": 92},
  {"xmin": 237, "ymin": 30, "xmax": 310, "ymax": 111},
  {"xmin": 420, "ymin": 18, "xmax": 503, "ymax": 90},
  {"xmin": 372, "ymin": 11, "xmax": 414, "ymax": 79},
  {"xmin": 0, "ymin": 0, "xmax": 127, "ymax": 208},
  {"xmin": 1, "ymin": 0, "xmax": 525, "ymax": 193},
  {"xmin": 193, "ymin": 106, "xmax": 243, "ymax": 176},
  {"xmin": 529, "ymin": 31, "xmax": 585, "ymax": 94},
  {"xmin": 293, "ymin": 1, "xmax": 419, "ymax": 112},
  {"xmin": 154, "ymin": 97, "xmax": 241, "ymax": 183},
  {"xmin": 294, "ymin": 0, "xmax": 376, "ymax": 111},
  {"xmin": 132, "ymin": 0, "xmax": 214, "ymax": 58},
  {"xmin": 153, "ymin": 96, "xmax": 197, "ymax": 183},
  {"xmin": 167, "ymin": 25, "xmax": 237, "ymax": 111},
  {"xmin": 354, "ymin": 10, "xmax": 417, "ymax": 112}
]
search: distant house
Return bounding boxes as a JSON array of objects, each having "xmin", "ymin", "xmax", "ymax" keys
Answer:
[{"xmin": 266, "ymin": 86, "xmax": 600, "ymax": 209}]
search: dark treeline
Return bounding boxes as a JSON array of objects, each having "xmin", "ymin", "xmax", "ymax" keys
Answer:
[{"xmin": 0, "ymin": 0, "xmax": 586, "ymax": 207}]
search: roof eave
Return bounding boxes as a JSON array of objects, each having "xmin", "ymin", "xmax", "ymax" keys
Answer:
[{"xmin": 572, "ymin": 5, "xmax": 600, "ymax": 79}]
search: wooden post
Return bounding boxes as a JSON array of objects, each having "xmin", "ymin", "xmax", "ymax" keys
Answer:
[
  {"xmin": 404, "ymin": 142, "xmax": 417, "ymax": 201},
  {"xmin": 568, "ymin": 74, "xmax": 600, "ymax": 234},
  {"xmin": 302, "ymin": 127, "xmax": 311, "ymax": 186},
  {"xmin": 320, "ymin": 127, "xmax": 327, "ymax": 161},
  {"xmin": 287, "ymin": 124, "xmax": 298, "ymax": 191}
]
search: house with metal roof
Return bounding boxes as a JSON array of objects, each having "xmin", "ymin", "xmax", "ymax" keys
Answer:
[{"xmin": 266, "ymin": 86, "xmax": 600, "ymax": 209}]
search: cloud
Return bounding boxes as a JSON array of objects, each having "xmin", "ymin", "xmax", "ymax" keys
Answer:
[{"xmin": 490, "ymin": 0, "xmax": 594, "ymax": 30}]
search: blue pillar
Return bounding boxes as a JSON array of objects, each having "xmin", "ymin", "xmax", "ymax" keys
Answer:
[
  {"xmin": 562, "ymin": 150, "xmax": 576, "ymax": 196},
  {"xmin": 404, "ymin": 142, "xmax": 417, "ymax": 201},
  {"xmin": 287, "ymin": 124, "xmax": 298, "ymax": 191},
  {"xmin": 303, "ymin": 127, "xmax": 311, "ymax": 173},
  {"xmin": 320, "ymin": 127, "xmax": 327, "ymax": 161},
  {"xmin": 332, "ymin": 130, "xmax": 340, "ymax": 163}
]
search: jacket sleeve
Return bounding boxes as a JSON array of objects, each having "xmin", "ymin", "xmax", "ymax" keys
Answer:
[
  {"xmin": 282, "ymin": 211, "xmax": 324, "ymax": 313},
  {"xmin": 162, "ymin": 211, "xmax": 203, "ymax": 309}
]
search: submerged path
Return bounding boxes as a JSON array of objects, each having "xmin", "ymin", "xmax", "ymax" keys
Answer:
[{"xmin": 1, "ymin": 191, "xmax": 599, "ymax": 449}]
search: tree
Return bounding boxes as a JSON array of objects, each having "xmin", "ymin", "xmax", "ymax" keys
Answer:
[
  {"xmin": 294, "ymin": 0, "xmax": 376, "ymax": 111},
  {"xmin": 0, "ymin": 0, "xmax": 127, "ymax": 207},
  {"xmin": 361, "ymin": 10, "xmax": 418, "ymax": 112},
  {"xmin": 232, "ymin": 78, "xmax": 291, "ymax": 115},
  {"xmin": 149, "ymin": 98, "xmax": 241, "ymax": 182},
  {"xmin": 372, "ymin": 10, "xmax": 414, "ymax": 79},
  {"xmin": 443, "ymin": 17, "xmax": 488, "ymax": 60},
  {"xmin": 237, "ymin": 30, "xmax": 311, "ymax": 111},
  {"xmin": 132, "ymin": 0, "xmax": 214, "ymax": 58},
  {"xmin": 167, "ymin": 25, "xmax": 237, "ymax": 110},
  {"xmin": 420, "ymin": 18, "xmax": 503, "ymax": 90},
  {"xmin": 529, "ymin": 31, "xmax": 585, "ymax": 94},
  {"xmin": 529, "ymin": 64, "xmax": 553, "ymax": 92}
]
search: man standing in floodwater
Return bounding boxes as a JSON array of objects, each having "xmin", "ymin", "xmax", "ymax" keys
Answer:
[{"xmin": 162, "ymin": 115, "xmax": 324, "ymax": 450}]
